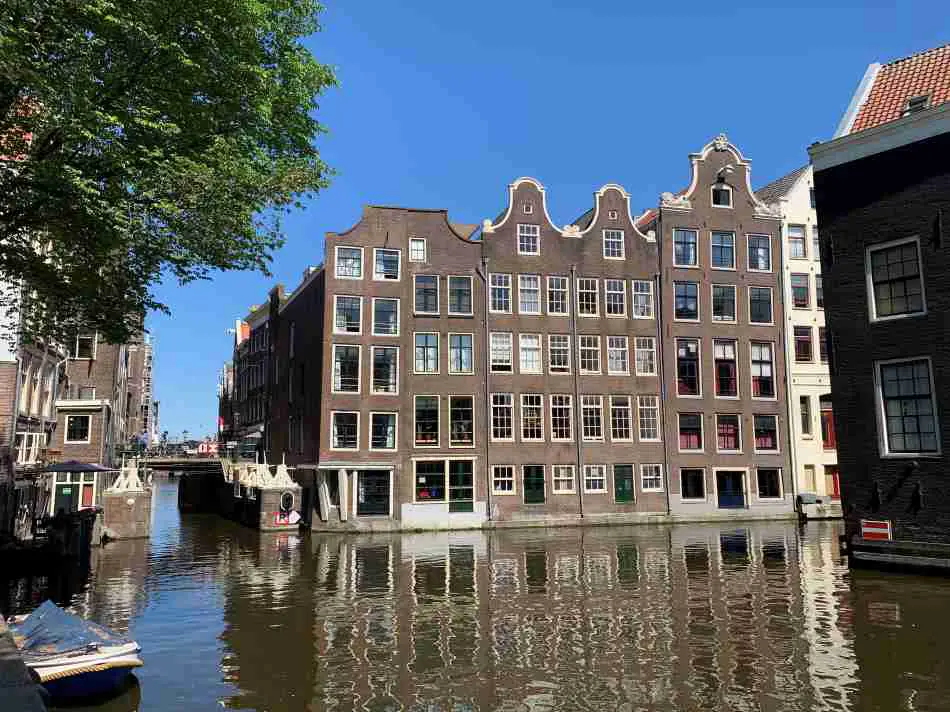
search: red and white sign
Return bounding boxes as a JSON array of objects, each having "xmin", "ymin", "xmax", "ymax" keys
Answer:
[{"xmin": 861, "ymin": 519, "xmax": 893, "ymax": 541}]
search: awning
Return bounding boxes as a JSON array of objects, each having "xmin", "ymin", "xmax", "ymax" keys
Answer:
[{"xmin": 44, "ymin": 461, "xmax": 116, "ymax": 473}]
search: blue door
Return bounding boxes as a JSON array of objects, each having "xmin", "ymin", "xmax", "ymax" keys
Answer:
[{"xmin": 717, "ymin": 471, "xmax": 746, "ymax": 509}]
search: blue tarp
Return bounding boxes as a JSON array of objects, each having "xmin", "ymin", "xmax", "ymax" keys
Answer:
[{"xmin": 11, "ymin": 601, "xmax": 131, "ymax": 658}]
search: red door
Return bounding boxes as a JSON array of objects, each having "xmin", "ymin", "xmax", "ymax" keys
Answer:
[
  {"xmin": 826, "ymin": 466, "xmax": 840, "ymax": 500},
  {"xmin": 81, "ymin": 483, "xmax": 94, "ymax": 508},
  {"xmin": 820, "ymin": 398, "xmax": 836, "ymax": 450}
]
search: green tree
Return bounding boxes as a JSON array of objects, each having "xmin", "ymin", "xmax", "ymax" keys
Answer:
[{"xmin": 0, "ymin": 0, "xmax": 337, "ymax": 344}]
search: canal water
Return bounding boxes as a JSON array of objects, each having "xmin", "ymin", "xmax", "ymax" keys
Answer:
[{"xmin": 3, "ymin": 476, "xmax": 950, "ymax": 711}]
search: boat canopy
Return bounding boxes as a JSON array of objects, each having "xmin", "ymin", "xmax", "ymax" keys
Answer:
[{"xmin": 11, "ymin": 601, "xmax": 132, "ymax": 658}]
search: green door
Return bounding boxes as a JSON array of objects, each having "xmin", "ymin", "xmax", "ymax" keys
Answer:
[
  {"xmin": 448, "ymin": 460, "xmax": 474, "ymax": 513},
  {"xmin": 614, "ymin": 464, "xmax": 635, "ymax": 503},
  {"xmin": 523, "ymin": 465, "xmax": 545, "ymax": 504}
]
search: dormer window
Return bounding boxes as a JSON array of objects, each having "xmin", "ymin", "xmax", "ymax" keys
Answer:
[
  {"xmin": 607, "ymin": 209, "xmax": 619, "ymax": 221},
  {"xmin": 522, "ymin": 202, "xmax": 534, "ymax": 214},
  {"xmin": 711, "ymin": 184, "xmax": 732, "ymax": 208},
  {"xmin": 905, "ymin": 94, "xmax": 930, "ymax": 116}
]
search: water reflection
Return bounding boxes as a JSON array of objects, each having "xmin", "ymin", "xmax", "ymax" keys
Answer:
[{"xmin": 6, "ymin": 479, "xmax": 950, "ymax": 711}]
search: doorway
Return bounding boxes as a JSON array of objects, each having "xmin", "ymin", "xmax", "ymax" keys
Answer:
[
  {"xmin": 523, "ymin": 465, "xmax": 545, "ymax": 504},
  {"xmin": 824, "ymin": 466, "xmax": 840, "ymax": 500},
  {"xmin": 356, "ymin": 470, "xmax": 391, "ymax": 517},
  {"xmin": 716, "ymin": 470, "xmax": 746, "ymax": 509}
]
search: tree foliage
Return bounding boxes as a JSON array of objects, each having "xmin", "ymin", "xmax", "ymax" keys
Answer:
[{"xmin": 0, "ymin": 0, "xmax": 337, "ymax": 344}]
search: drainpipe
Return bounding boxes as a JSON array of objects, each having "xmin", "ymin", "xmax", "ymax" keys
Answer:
[
  {"xmin": 477, "ymin": 256, "xmax": 492, "ymax": 521},
  {"xmin": 569, "ymin": 265, "xmax": 584, "ymax": 518},
  {"xmin": 654, "ymin": 269, "xmax": 672, "ymax": 516}
]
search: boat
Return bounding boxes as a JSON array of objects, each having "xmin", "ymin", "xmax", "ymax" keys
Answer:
[{"xmin": 9, "ymin": 600, "xmax": 143, "ymax": 701}]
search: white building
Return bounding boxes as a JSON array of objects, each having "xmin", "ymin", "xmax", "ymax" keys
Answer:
[{"xmin": 757, "ymin": 165, "xmax": 840, "ymax": 515}]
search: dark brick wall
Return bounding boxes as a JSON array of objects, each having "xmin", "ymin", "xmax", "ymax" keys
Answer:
[{"xmin": 815, "ymin": 130, "xmax": 950, "ymax": 543}]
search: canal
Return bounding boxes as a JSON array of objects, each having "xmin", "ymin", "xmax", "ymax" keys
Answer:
[{"xmin": 3, "ymin": 476, "xmax": 950, "ymax": 711}]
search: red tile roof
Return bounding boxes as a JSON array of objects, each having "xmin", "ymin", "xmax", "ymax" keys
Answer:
[{"xmin": 851, "ymin": 44, "xmax": 950, "ymax": 133}]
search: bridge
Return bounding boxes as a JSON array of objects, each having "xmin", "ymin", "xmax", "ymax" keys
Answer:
[{"xmin": 145, "ymin": 458, "xmax": 225, "ymax": 475}]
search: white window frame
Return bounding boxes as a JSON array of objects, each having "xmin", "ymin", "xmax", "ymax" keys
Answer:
[
  {"xmin": 371, "ymin": 297, "xmax": 400, "ymax": 337},
  {"xmin": 678, "ymin": 467, "xmax": 708, "ymax": 502},
  {"xmin": 518, "ymin": 274, "xmax": 542, "ymax": 315},
  {"xmin": 520, "ymin": 393, "xmax": 545, "ymax": 442},
  {"xmin": 606, "ymin": 335, "xmax": 630, "ymax": 376},
  {"xmin": 576, "ymin": 277, "xmax": 599, "ymax": 317},
  {"xmin": 523, "ymin": 202, "xmax": 534, "ymax": 214},
  {"xmin": 548, "ymin": 334, "xmax": 571, "ymax": 375},
  {"xmin": 788, "ymin": 225, "xmax": 808, "ymax": 259},
  {"xmin": 640, "ymin": 463, "xmax": 664, "ymax": 493},
  {"xmin": 519, "ymin": 333, "xmax": 543, "ymax": 374},
  {"xmin": 755, "ymin": 467, "xmax": 784, "ymax": 501},
  {"xmin": 711, "ymin": 283, "xmax": 738, "ymax": 324},
  {"xmin": 334, "ymin": 245, "xmax": 364, "ymax": 280},
  {"xmin": 637, "ymin": 395, "xmax": 660, "ymax": 442},
  {"xmin": 752, "ymin": 414, "xmax": 781, "ymax": 454},
  {"xmin": 491, "ymin": 392, "xmax": 515, "ymax": 442},
  {"xmin": 673, "ymin": 228, "xmax": 700, "ymax": 268},
  {"xmin": 631, "ymin": 279, "xmax": 654, "ymax": 319},
  {"xmin": 408, "ymin": 237, "xmax": 427, "ymax": 263},
  {"xmin": 489, "ymin": 273, "xmax": 513, "ymax": 314},
  {"xmin": 370, "ymin": 345, "xmax": 399, "ymax": 396},
  {"xmin": 603, "ymin": 228, "xmax": 625, "ymax": 259},
  {"xmin": 749, "ymin": 341, "xmax": 777, "ymax": 401},
  {"xmin": 710, "ymin": 230, "xmax": 737, "ymax": 270},
  {"xmin": 368, "ymin": 411, "xmax": 398, "ymax": 452},
  {"xmin": 64, "ymin": 414, "xmax": 92, "ymax": 444},
  {"xmin": 447, "ymin": 332, "xmax": 475, "ymax": 375},
  {"xmin": 552, "ymin": 464, "xmax": 576, "ymax": 494},
  {"xmin": 711, "ymin": 184, "xmax": 733, "ymax": 209},
  {"xmin": 413, "ymin": 332, "xmax": 440, "ymax": 375},
  {"xmin": 713, "ymin": 338, "xmax": 739, "ymax": 400},
  {"xmin": 609, "ymin": 395, "xmax": 633, "ymax": 442},
  {"xmin": 330, "ymin": 410, "xmax": 360, "ymax": 451},
  {"xmin": 546, "ymin": 275, "xmax": 569, "ymax": 316},
  {"xmin": 448, "ymin": 395, "xmax": 476, "ymax": 448},
  {"xmin": 492, "ymin": 465, "xmax": 517, "ymax": 495},
  {"xmin": 414, "ymin": 394, "xmax": 441, "ymax": 448},
  {"xmin": 581, "ymin": 395, "xmax": 605, "ymax": 443},
  {"xmin": 634, "ymin": 337, "xmax": 657, "ymax": 376},
  {"xmin": 331, "ymin": 344, "xmax": 362, "ymax": 394},
  {"xmin": 747, "ymin": 234, "xmax": 772, "ymax": 273},
  {"xmin": 583, "ymin": 464, "xmax": 608, "ymax": 494},
  {"xmin": 517, "ymin": 223, "xmax": 541, "ymax": 255},
  {"xmin": 578, "ymin": 335, "xmax": 601, "ymax": 375},
  {"xmin": 678, "ymin": 412, "xmax": 704, "ymax": 453},
  {"xmin": 873, "ymin": 355, "xmax": 941, "ymax": 458},
  {"xmin": 673, "ymin": 280, "xmax": 700, "ymax": 323},
  {"xmin": 748, "ymin": 286, "xmax": 774, "ymax": 326},
  {"xmin": 372, "ymin": 247, "xmax": 401, "ymax": 281},
  {"xmin": 71, "ymin": 334, "xmax": 97, "ymax": 360},
  {"xmin": 490, "ymin": 332, "xmax": 514, "ymax": 373},
  {"xmin": 604, "ymin": 278, "xmax": 627, "ymax": 317},
  {"xmin": 414, "ymin": 274, "xmax": 440, "ymax": 316},
  {"xmin": 676, "ymin": 337, "xmax": 702, "ymax": 399},
  {"xmin": 865, "ymin": 236, "xmax": 927, "ymax": 323},
  {"xmin": 447, "ymin": 275, "xmax": 474, "ymax": 316},
  {"xmin": 550, "ymin": 394, "xmax": 574, "ymax": 442},
  {"xmin": 715, "ymin": 413, "xmax": 742, "ymax": 453},
  {"xmin": 333, "ymin": 294, "xmax": 363, "ymax": 336}
]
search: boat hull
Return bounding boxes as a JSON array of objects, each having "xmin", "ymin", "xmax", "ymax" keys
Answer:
[{"xmin": 37, "ymin": 655, "xmax": 143, "ymax": 700}]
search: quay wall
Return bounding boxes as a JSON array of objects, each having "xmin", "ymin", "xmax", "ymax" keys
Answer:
[{"xmin": 0, "ymin": 618, "xmax": 48, "ymax": 711}]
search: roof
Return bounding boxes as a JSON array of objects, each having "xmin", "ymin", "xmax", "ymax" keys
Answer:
[
  {"xmin": 849, "ymin": 44, "xmax": 950, "ymax": 134},
  {"xmin": 754, "ymin": 165, "xmax": 809, "ymax": 204},
  {"xmin": 571, "ymin": 207, "xmax": 595, "ymax": 230}
]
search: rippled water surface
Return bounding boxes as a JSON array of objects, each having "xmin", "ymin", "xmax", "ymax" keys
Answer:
[{"xmin": 4, "ymin": 476, "xmax": 950, "ymax": 711}]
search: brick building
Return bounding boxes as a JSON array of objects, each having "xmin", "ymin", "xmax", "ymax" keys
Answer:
[{"xmin": 810, "ymin": 43, "xmax": 950, "ymax": 567}]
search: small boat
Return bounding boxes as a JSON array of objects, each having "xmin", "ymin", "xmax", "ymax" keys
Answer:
[{"xmin": 9, "ymin": 600, "xmax": 143, "ymax": 701}]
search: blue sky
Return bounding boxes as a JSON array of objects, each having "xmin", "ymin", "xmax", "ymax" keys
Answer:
[{"xmin": 149, "ymin": 0, "xmax": 948, "ymax": 439}]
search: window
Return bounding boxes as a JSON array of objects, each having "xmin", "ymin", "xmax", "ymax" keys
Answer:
[
  {"xmin": 674, "ymin": 281, "xmax": 699, "ymax": 320},
  {"xmin": 552, "ymin": 465, "xmax": 576, "ymax": 494},
  {"xmin": 490, "ymin": 332, "xmax": 513, "ymax": 373},
  {"xmin": 414, "ymin": 333, "xmax": 439, "ymax": 374},
  {"xmin": 812, "ymin": 226, "xmax": 821, "ymax": 262},
  {"xmin": 519, "ymin": 274, "xmax": 541, "ymax": 314},
  {"xmin": 370, "ymin": 413, "xmax": 397, "ymax": 450},
  {"xmin": 604, "ymin": 279, "xmax": 627, "ymax": 317},
  {"xmin": 749, "ymin": 287, "xmax": 773, "ymax": 324},
  {"xmin": 577, "ymin": 278, "xmax": 599, "ymax": 316},
  {"xmin": 603, "ymin": 229, "xmax": 625, "ymax": 258},
  {"xmin": 579, "ymin": 335, "xmax": 601, "ymax": 374},
  {"xmin": 632, "ymin": 280, "xmax": 654, "ymax": 318},
  {"xmin": 788, "ymin": 225, "xmax": 807, "ymax": 259},
  {"xmin": 550, "ymin": 395, "xmax": 573, "ymax": 441},
  {"xmin": 519, "ymin": 334, "xmax": 542, "ymax": 374},
  {"xmin": 679, "ymin": 413, "xmax": 703, "ymax": 451},
  {"xmin": 809, "ymin": 188, "xmax": 816, "ymax": 209},
  {"xmin": 491, "ymin": 393, "xmax": 514, "ymax": 441},
  {"xmin": 414, "ymin": 275, "xmax": 439, "ymax": 314},
  {"xmin": 681, "ymin": 469, "xmax": 705, "ymax": 500},
  {"xmin": 490, "ymin": 273, "xmax": 512, "ymax": 313},
  {"xmin": 548, "ymin": 335, "xmax": 571, "ymax": 374},
  {"xmin": 635, "ymin": 337, "xmax": 657, "ymax": 376},
  {"xmin": 868, "ymin": 238, "xmax": 925, "ymax": 319},
  {"xmin": 581, "ymin": 395, "xmax": 604, "ymax": 441},
  {"xmin": 712, "ymin": 284, "xmax": 736, "ymax": 322},
  {"xmin": 748, "ymin": 234, "xmax": 771, "ymax": 271},
  {"xmin": 448, "ymin": 276, "xmax": 473, "ymax": 315},
  {"xmin": 714, "ymin": 340, "xmax": 738, "ymax": 397},
  {"xmin": 641, "ymin": 464, "xmax": 664, "ymax": 492},
  {"xmin": 757, "ymin": 469, "xmax": 782, "ymax": 499},
  {"xmin": 369, "ymin": 298, "xmax": 399, "ymax": 337},
  {"xmin": 449, "ymin": 396, "xmax": 474, "ymax": 447},
  {"xmin": 414, "ymin": 460, "xmax": 445, "ymax": 502},
  {"xmin": 638, "ymin": 395, "xmax": 660, "ymax": 441},
  {"xmin": 816, "ymin": 275, "xmax": 823, "ymax": 309},
  {"xmin": 751, "ymin": 342, "xmax": 775, "ymax": 398},
  {"xmin": 520, "ymin": 394, "xmax": 544, "ymax": 441},
  {"xmin": 794, "ymin": 326, "xmax": 813, "ymax": 362},
  {"xmin": 64, "ymin": 415, "xmax": 91, "ymax": 443},
  {"xmin": 674, "ymin": 228, "xmax": 698, "ymax": 267},
  {"xmin": 415, "ymin": 396, "xmax": 440, "ymax": 447},
  {"xmin": 606, "ymin": 336, "xmax": 629, "ymax": 375},
  {"xmin": 712, "ymin": 184, "xmax": 732, "ymax": 207},
  {"xmin": 905, "ymin": 94, "xmax": 930, "ymax": 115},
  {"xmin": 676, "ymin": 339, "xmax": 700, "ymax": 396},
  {"xmin": 610, "ymin": 396, "xmax": 633, "ymax": 441},
  {"xmin": 819, "ymin": 327, "xmax": 828, "ymax": 363},
  {"xmin": 711, "ymin": 231, "xmax": 736, "ymax": 269},
  {"xmin": 331, "ymin": 412, "xmax": 359, "ymax": 449},
  {"xmin": 791, "ymin": 273, "xmax": 810, "ymax": 308},
  {"xmin": 448, "ymin": 333, "xmax": 474, "ymax": 374},
  {"xmin": 334, "ymin": 295, "xmax": 362, "ymax": 334},
  {"xmin": 754, "ymin": 415, "xmax": 779, "ymax": 452},
  {"xmin": 582, "ymin": 464, "xmax": 607, "ymax": 493},
  {"xmin": 409, "ymin": 238, "xmax": 427, "ymax": 262},
  {"xmin": 877, "ymin": 358, "xmax": 939, "ymax": 454},
  {"xmin": 371, "ymin": 346, "xmax": 398, "ymax": 395},
  {"xmin": 799, "ymin": 395, "xmax": 814, "ymax": 436},
  {"xmin": 821, "ymin": 396, "xmax": 836, "ymax": 451},
  {"xmin": 523, "ymin": 202, "xmax": 534, "ymax": 214},
  {"xmin": 335, "ymin": 246, "xmax": 363, "ymax": 279},
  {"xmin": 547, "ymin": 276, "xmax": 569, "ymax": 315},
  {"xmin": 717, "ymin": 414, "xmax": 741, "ymax": 452},
  {"xmin": 518, "ymin": 224, "xmax": 540, "ymax": 255},
  {"xmin": 332, "ymin": 345, "xmax": 360, "ymax": 393},
  {"xmin": 373, "ymin": 248, "xmax": 401, "ymax": 280},
  {"xmin": 493, "ymin": 465, "xmax": 515, "ymax": 495}
]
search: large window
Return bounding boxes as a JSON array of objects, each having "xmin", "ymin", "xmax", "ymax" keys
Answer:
[
  {"xmin": 549, "ymin": 334, "xmax": 571, "ymax": 374},
  {"xmin": 519, "ymin": 334, "xmax": 542, "ymax": 374},
  {"xmin": 491, "ymin": 393, "xmax": 514, "ymax": 441},
  {"xmin": 868, "ymin": 238, "xmax": 925, "ymax": 320},
  {"xmin": 794, "ymin": 326, "xmax": 813, "ymax": 362},
  {"xmin": 638, "ymin": 395, "xmax": 660, "ymax": 441},
  {"xmin": 674, "ymin": 281, "xmax": 699, "ymax": 320},
  {"xmin": 581, "ymin": 395, "xmax": 604, "ymax": 442},
  {"xmin": 373, "ymin": 248, "xmax": 401, "ymax": 280},
  {"xmin": 877, "ymin": 358, "xmax": 939, "ymax": 454},
  {"xmin": 520, "ymin": 394, "xmax": 544, "ymax": 441},
  {"xmin": 757, "ymin": 469, "xmax": 782, "ymax": 499},
  {"xmin": 449, "ymin": 396, "xmax": 474, "ymax": 447},
  {"xmin": 674, "ymin": 228, "xmax": 698, "ymax": 267},
  {"xmin": 490, "ymin": 273, "xmax": 512, "ymax": 313},
  {"xmin": 579, "ymin": 335, "xmax": 601, "ymax": 374},
  {"xmin": 372, "ymin": 298, "xmax": 399, "ymax": 336},
  {"xmin": 550, "ymin": 395, "xmax": 573, "ymax": 441},
  {"xmin": 334, "ymin": 295, "xmax": 362, "ymax": 334},
  {"xmin": 717, "ymin": 414, "xmax": 741, "ymax": 452},
  {"xmin": 415, "ymin": 459, "xmax": 474, "ymax": 511},
  {"xmin": 414, "ymin": 461, "xmax": 445, "ymax": 502},
  {"xmin": 753, "ymin": 415, "xmax": 779, "ymax": 452},
  {"xmin": 676, "ymin": 338, "xmax": 700, "ymax": 396},
  {"xmin": 332, "ymin": 345, "xmax": 360, "ymax": 393},
  {"xmin": 371, "ymin": 346, "xmax": 398, "ymax": 395},
  {"xmin": 749, "ymin": 287, "xmax": 773, "ymax": 324},
  {"xmin": 519, "ymin": 274, "xmax": 542, "ymax": 314},
  {"xmin": 748, "ymin": 234, "xmax": 771, "ymax": 271},
  {"xmin": 640, "ymin": 464, "xmax": 664, "ymax": 492},
  {"xmin": 414, "ymin": 333, "xmax": 439, "ymax": 374},
  {"xmin": 370, "ymin": 413, "xmax": 397, "ymax": 450},
  {"xmin": 448, "ymin": 333, "xmax": 474, "ymax": 374},
  {"xmin": 788, "ymin": 225, "xmax": 807, "ymax": 259},
  {"xmin": 632, "ymin": 280, "xmax": 654, "ymax": 318},
  {"xmin": 712, "ymin": 284, "xmax": 736, "ymax": 322},
  {"xmin": 414, "ymin": 275, "xmax": 439, "ymax": 315},
  {"xmin": 492, "ymin": 465, "xmax": 515, "ymax": 495},
  {"xmin": 64, "ymin": 415, "xmax": 91, "ymax": 443},
  {"xmin": 607, "ymin": 336, "xmax": 629, "ymax": 375},
  {"xmin": 518, "ymin": 224, "xmax": 540, "ymax": 255},
  {"xmin": 490, "ymin": 332, "xmax": 513, "ymax": 373},
  {"xmin": 635, "ymin": 336, "xmax": 657, "ymax": 376},
  {"xmin": 679, "ymin": 413, "xmax": 703, "ymax": 451},
  {"xmin": 681, "ymin": 469, "xmax": 706, "ymax": 500},
  {"xmin": 751, "ymin": 342, "xmax": 775, "ymax": 398},
  {"xmin": 711, "ymin": 231, "xmax": 736, "ymax": 269},
  {"xmin": 604, "ymin": 229, "xmax": 625, "ymax": 258},
  {"xmin": 610, "ymin": 396, "xmax": 633, "ymax": 441},
  {"xmin": 448, "ymin": 276, "xmax": 473, "ymax": 315},
  {"xmin": 583, "ymin": 464, "xmax": 607, "ymax": 493},
  {"xmin": 331, "ymin": 412, "xmax": 358, "ymax": 449},
  {"xmin": 577, "ymin": 278, "xmax": 599, "ymax": 316},
  {"xmin": 552, "ymin": 465, "xmax": 576, "ymax": 494},
  {"xmin": 547, "ymin": 276, "xmax": 569, "ymax": 315},
  {"xmin": 335, "ymin": 246, "xmax": 363, "ymax": 279},
  {"xmin": 714, "ymin": 339, "xmax": 737, "ymax": 397},
  {"xmin": 415, "ymin": 396, "xmax": 440, "ymax": 447},
  {"xmin": 605, "ymin": 279, "xmax": 626, "ymax": 316},
  {"xmin": 791, "ymin": 273, "xmax": 810, "ymax": 309}
]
